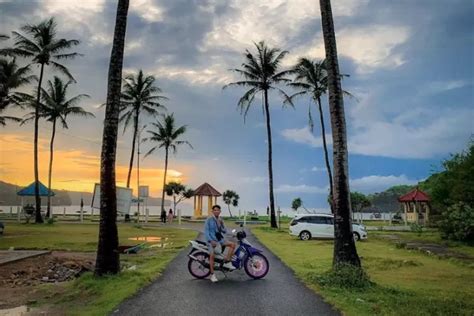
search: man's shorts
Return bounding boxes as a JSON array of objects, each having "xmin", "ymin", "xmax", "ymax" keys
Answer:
[{"xmin": 207, "ymin": 240, "xmax": 225, "ymax": 254}]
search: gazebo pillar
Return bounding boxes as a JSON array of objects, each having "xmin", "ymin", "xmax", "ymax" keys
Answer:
[
  {"xmin": 199, "ymin": 196, "xmax": 203, "ymax": 216},
  {"xmin": 403, "ymin": 203, "xmax": 407, "ymax": 226},
  {"xmin": 208, "ymin": 196, "xmax": 212, "ymax": 216},
  {"xmin": 425, "ymin": 203, "xmax": 430, "ymax": 224}
]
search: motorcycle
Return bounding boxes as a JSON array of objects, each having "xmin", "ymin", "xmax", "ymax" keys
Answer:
[{"xmin": 187, "ymin": 226, "xmax": 270, "ymax": 280}]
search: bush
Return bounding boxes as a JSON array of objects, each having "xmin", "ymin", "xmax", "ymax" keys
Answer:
[
  {"xmin": 410, "ymin": 223, "xmax": 423, "ymax": 235},
  {"xmin": 314, "ymin": 263, "xmax": 372, "ymax": 289},
  {"xmin": 47, "ymin": 217, "xmax": 55, "ymax": 225},
  {"xmin": 438, "ymin": 203, "xmax": 474, "ymax": 242}
]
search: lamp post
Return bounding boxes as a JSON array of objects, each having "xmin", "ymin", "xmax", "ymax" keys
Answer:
[{"xmin": 137, "ymin": 124, "xmax": 147, "ymax": 222}]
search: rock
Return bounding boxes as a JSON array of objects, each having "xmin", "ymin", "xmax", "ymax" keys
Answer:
[
  {"xmin": 127, "ymin": 265, "xmax": 137, "ymax": 271},
  {"xmin": 42, "ymin": 277, "xmax": 49, "ymax": 282},
  {"xmin": 27, "ymin": 299, "xmax": 37, "ymax": 305}
]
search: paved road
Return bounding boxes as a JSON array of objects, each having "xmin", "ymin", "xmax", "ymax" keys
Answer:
[{"xmin": 113, "ymin": 229, "xmax": 339, "ymax": 316}]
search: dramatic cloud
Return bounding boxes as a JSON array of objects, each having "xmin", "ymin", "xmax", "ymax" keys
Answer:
[
  {"xmin": 348, "ymin": 108, "xmax": 473, "ymax": 159},
  {"xmin": 281, "ymin": 127, "xmax": 332, "ymax": 148},
  {"xmin": 286, "ymin": 25, "xmax": 410, "ymax": 74},
  {"xmin": 275, "ymin": 184, "xmax": 329, "ymax": 194},
  {"xmin": 350, "ymin": 174, "xmax": 419, "ymax": 194},
  {"xmin": 1, "ymin": 0, "xmax": 472, "ymax": 211}
]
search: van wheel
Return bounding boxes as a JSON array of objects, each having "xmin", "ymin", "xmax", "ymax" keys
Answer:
[
  {"xmin": 353, "ymin": 232, "xmax": 360, "ymax": 241},
  {"xmin": 299, "ymin": 231, "xmax": 311, "ymax": 241}
]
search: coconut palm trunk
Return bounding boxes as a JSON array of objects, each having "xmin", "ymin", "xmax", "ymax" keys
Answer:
[
  {"xmin": 160, "ymin": 147, "xmax": 169, "ymax": 214},
  {"xmin": 317, "ymin": 96, "xmax": 334, "ymax": 213},
  {"xmin": 46, "ymin": 118, "xmax": 57, "ymax": 218},
  {"xmin": 34, "ymin": 63, "xmax": 45, "ymax": 223},
  {"xmin": 126, "ymin": 109, "xmax": 139, "ymax": 188},
  {"xmin": 263, "ymin": 89, "xmax": 277, "ymax": 228},
  {"xmin": 319, "ymin": 0, "xmax": 360, "ymax": 267},
  {"xmin": 95, "ymin": 0, "xmax": 129, "ymax": 276},
  {"xmin": 227, "ymin": 204, "xmax": 234, "ymax": 218}
]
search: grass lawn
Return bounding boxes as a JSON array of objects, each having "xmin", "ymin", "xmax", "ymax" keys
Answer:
[
  {"xmin": 253, "ymin": 227, "xmax": 474, "ymax": 316},
  {"xmin": 0, "ymin": 223, "xmax": 196, "ymax": 315},
  {"xmin": 370, "ymin": 230, "xmax": 474, "ymax": 258}
]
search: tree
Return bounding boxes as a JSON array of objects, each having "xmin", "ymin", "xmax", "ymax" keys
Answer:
[
  {"xmin": 289, "ymin": 58, "xmax": 354, "ymax": 213},
  {"xmin": 224, "ymin": 41, "xmax": 293, "ymax": 228},
  {"xmin": 222, "ymin": 190, "xmax": 239, "ymax": 217},
  {"xmin": 319, "ymin": 0, "xmax": 361, "ymax": 268},
  {"xmin": 350, "ymin": 192, "xmax": 371, "ymax": 213},
  {"xmin": 95, "ymin": 0, "xmax": 129, "ymax": 276},
  {"xmin": 438, "ymin": 203, "xmax": 473, "ymax": 242},
  {"xmin": 143, "ymin": 114, "xmax": 192, "ymax": 215},
  {"xmin": 421, "ymin": 141, "xmax": 474, "ymax": 210},
  {"xmin": 1, "ymin": 18, "xmax": 81, "ymax": 223},
  {"xmin": 0, "ymin": 58, "xmax": 35, "ymax": 126},
  {"xmin": 291, "ymin": 198, "xmax": 302, "ymax": 212},
  {"xmin": 24, "ymin": 77, "xmax": 92, "ymax": 217},
  {"xmin": 120, "ymin": 69, "xmax": 167, "ymax": 188},
  {"xmin": 291, "ymin": 197, "xmax": 310, "ymax": 213},
  {"xmin": 164, "ymin": 182, "xmax": 194, "ymax": 215}
]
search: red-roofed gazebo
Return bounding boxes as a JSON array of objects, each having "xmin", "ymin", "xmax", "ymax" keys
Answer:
[
  {"xmin": 193, "ymin": 183, "xmax": 221, "ymax": 218},
  {"xmin": 398, "ymin": 187, "xmax": 431, "ymax": 225}
]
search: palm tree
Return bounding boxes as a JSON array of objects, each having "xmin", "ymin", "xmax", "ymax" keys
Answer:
[
  {"xmin": 1, "ymin": 18, "xmax": 81, "ymax": 223},
  {"xmin": 164, "ymin": 182, "xmax": 194, "ymax": 215},
  {"xmin": 143, "ymin": 114, "xmax": 192, "ymax": 215},
  {"xmin": 224, "ymin": 41, "xmax": 293, "ymax": 228},
  {"xmin": 95, "ymin": 0, "xmax": 130, "ymax": 276},
  {"xmin": 289, "ymin": 58, "xmax": 354, "ymax": 213},
  {"xmin": 319, "ymin": 0, "xmax": 361, "ymax": 268},
  {"xmin": 0, "ymin": 34, "xmax": 9, "ymax": 41},
  {"xmin": 0, "ymin": 58, "xmax": 35, "ymax": 126},
  {"xmin": 222, "ymin": 190, "xmax": 239, "ymax": 218},
  {"xmin": 120, "ymin": 69, "xmax": 167, "ymax": 188},
  {"xmin": 27, "ymin": 77, "xmax": 93, "ymax": 218}
]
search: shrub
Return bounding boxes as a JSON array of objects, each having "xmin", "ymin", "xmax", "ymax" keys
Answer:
[
  {"xmin": 314, "ymin": 263, "xmax": 372, "ymax": 289},
  {"xmin": 438, "ymin": 203, "xmax": 474, "ymax": 242},
  {"xmin": 410, "ymin": 223, "xmax": 423, "ymax": 235}
]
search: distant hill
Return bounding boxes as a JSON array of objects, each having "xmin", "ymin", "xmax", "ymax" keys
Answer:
[
  {"xmin": 367, "ymin": 185, "xmax": 415, "ymax": 213},
  {"xmin": 0, "ymin": 180, "xmax": 170, "ymax": 206}
]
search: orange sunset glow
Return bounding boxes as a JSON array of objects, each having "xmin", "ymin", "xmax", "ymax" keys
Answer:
[{"xmin": 0, "ymin": 133, "xmax": 189, "ymax": 196}]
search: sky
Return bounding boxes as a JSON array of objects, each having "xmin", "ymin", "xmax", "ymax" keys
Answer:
[{"xmin": 0, "ymin": 0, "xmax": 473, "ymax": 215}]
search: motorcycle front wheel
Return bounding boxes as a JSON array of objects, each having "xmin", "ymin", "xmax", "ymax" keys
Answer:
[
  {"xmin": 244, "ymin": 253, "xmax": 269, "ymax": 279},
  {"xmin": 188, "ymin": 251, "xmax": 211, "ymax": 279}
]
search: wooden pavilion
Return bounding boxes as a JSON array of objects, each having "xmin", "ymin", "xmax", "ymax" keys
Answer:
[
  {"xmin": 193, "ymin": 182, "xmax": 221, "ymax": 218},
  {"xmin": 398, "ymin": 187, "xmax": 431, "ymax": 225}
]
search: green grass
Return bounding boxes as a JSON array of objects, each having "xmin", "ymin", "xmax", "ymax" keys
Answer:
[
  {"xmin": 0, "ymin": 223, "xmax": 196, "ymax": 315},
  {"xmin": 253, "ymin": 227, "xmax": 474, "ymax": 316},
  {"xmin": 0, "ymin": 222, "xmax": 194, "ymax": 251},
  {"xmin": 370, "ymin": 230, "xmax": 474, "ymax": 258}
]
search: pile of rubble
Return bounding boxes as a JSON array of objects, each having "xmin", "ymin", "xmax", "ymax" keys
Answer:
[{"xmin": 3, "ymin": 257, "xmax": 94, "ymax": 287}]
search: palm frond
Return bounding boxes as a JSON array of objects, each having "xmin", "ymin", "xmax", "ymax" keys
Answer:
[{"xmin": 50, "ymin": 61, "xmax": 75, "ymax": 82}]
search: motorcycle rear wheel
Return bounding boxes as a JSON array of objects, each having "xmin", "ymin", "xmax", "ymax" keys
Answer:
[
  {"xmin": 188, "ymin": 251, "xmax": 211, "ymax": 279},
  {"xmin": 244, "ymin": 253, "xmax": 269, "ymax": 279}
]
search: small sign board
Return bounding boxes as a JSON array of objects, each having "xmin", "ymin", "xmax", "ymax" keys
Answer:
[
  {"xmin": 139, "ymin": 185, "xmax": 149, "ymax": 198},
  {"xmin": 91, "ymin": 183, "xmax": 133, "ymax": 214}
]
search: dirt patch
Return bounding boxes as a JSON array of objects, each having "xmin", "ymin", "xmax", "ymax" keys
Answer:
[
  {"xmin": 0, "ymin": 251, "xmax": 94, "ymax": 310},
  {"xmin": 404, "ymin": 242, "xmax": 474, "ymax": 261}
]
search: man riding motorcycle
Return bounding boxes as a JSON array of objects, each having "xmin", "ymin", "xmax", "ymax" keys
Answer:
[{"xmin": 204, "ymin": 204, "xmax": 236, "ymax": 282}]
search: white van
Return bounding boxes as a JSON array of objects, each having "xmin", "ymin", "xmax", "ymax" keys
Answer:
[{"xmin": 289, "ymin": 213, "xmax": 367, "ymax": 241}]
